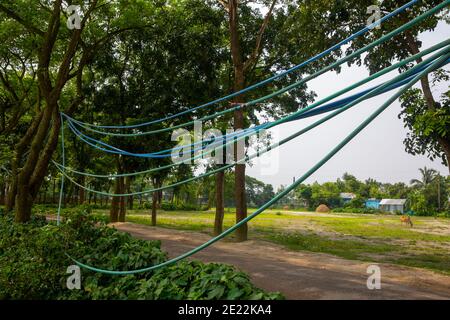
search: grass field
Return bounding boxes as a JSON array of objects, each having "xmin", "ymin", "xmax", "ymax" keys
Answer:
[{"xmin": 84, "ymin": 208, "xmax": 450, "ymax": 275}]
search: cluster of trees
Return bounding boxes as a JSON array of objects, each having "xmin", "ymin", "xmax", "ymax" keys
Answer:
[
  {"xmin": 408, "ymin": 167, "xmax": 448, "ymax": 215},
  {"xmin": 1, "ymin": 170, "xmax": 275, "ymax": 212},
  {"xmin": 0, "ymin": 1, "xmax": 448, "ymax": 240},
  {"xmin": 290, "ymin": 168, "xmax": 449, "ymax": 215}
]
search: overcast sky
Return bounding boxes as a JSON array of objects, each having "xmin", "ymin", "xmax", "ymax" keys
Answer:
[{"xmin": 247, "ymin": 21, "xmax": 450, "ymax": 189}]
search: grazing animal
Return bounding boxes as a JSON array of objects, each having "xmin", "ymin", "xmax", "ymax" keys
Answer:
[{"xmin": 400, "ymin": 215, "xmax": 413, "ymax": 227}]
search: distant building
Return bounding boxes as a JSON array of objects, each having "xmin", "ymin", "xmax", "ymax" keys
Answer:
[
  {"xmin": 365, "ymin": 198, "xmax": 380, "ymax": 209},
  {"xmin": 379, "ymin": 199, "xmax": 407, "ymax": 213},
  {"xmin": 278, "ymin": 197, "xmax": 308, "ymax": 209},
  {"xmin": 340, "ymin": 192, "xmax": 356, "ymax": 204}
]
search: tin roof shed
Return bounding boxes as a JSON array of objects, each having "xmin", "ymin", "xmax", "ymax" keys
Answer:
[{"xmin": 379, "ymin": 199, "xmax": 406, "ymax": 205}]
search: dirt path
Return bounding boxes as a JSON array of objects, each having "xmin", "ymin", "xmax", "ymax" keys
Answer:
[{"xmin": 112, "ymin": 222, "xmax": 450, "ymax": 300}]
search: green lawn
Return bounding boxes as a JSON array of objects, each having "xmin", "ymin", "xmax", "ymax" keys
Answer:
[
  {"xmin": 37, "ymin": 206, "xmax": 450, "ymax": 274},
  {"xmin": 91, "ymin": 208, "xmax": 450, "ymax": 274}
]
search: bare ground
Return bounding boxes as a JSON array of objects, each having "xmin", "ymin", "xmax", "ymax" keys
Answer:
[{"xmin": 111, "ymin": 222, "xmax": 450, "ymax": 300}]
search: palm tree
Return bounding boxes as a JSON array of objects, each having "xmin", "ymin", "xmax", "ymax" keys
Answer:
[{"xmin": 410, "ymin": 167, "xmax": 438, "ymax": 188}]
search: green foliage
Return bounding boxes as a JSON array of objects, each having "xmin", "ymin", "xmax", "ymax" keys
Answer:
[
  {"xmin": 0, "ymin": 211, "xmax": 283, "ymax": 300},
  {"xmin": 408, "ymin": 168, "xmax": 449, "ymax": 216},
  {"xmin": 138, "ymin": 201, "xmax": 204, "ymax": 212},
  {"xmin": 160, "ymin": 202, "xmax": 199, "ymax": 212},
  {"xmin": 245, "ymin": 176, "xmax": 275, "ymax": 207},
  {"xmin": 331, "ymin": 207, "xmax": 382, "ymax": 214},
  {"xmin": 409, "ymin": 190, "xmax": 434, "ymax": 216},
  {"xmin": 297, "ymin": 185, "xmax": 312, "ymax": 206},
  {"xmin": 309, "ymin": 182, "xmax": 342, "ymax": 208},
  {"xmin": 291, "ymin": 171, "xmax": 447, "ymax": 215},
  {"xmin": 131, "ymin": 262, "xmax": 281, "ymax": 300},
  {"xmin": 343, "ymin": 196, "xmax": 365, "ymax": 209},
  {"xmin": 400, "ymin": 89, "xmax": 450, "ymax": 166},
  {"xmin": 268, "ymin": 231, "xmax": 397, "ymax": 261}
]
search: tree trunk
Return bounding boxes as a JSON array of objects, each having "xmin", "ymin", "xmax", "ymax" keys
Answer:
[
  {"xmin": 5, "ymin": 181, "xmax": 16, "ymax": 212},
  {"xmin": 43, "ymin": 187, "xmax": 47, "ymax": 204},
  {"xmin": 0, "ymin": 182, "xmax": 5, "ymax": 205},
  {"xmin": 214, "ymin": 169, "xmax": 225, "ymax": 235},
  {"xmin": 157, "ymin": 190, "xmax": 162, "ymax": 207},
  {"xmin": 52, "ymin": 178, "xmax": 57, "ymax": 204},
  {"xmin": 15, "ymin": 183, "xmax": 33, "ymax": 222},
  {"xmin": 151, "ymin": 191, "xmax": 157, "ymax": 226},
  {"xmin": 78, "ymin": 176, "xmax": 86, "ymax": 204},
  {"xmin": 234, "ymin": 111, "xmax": 248, "ymax": 241},
  {"xmin": 71, "ymin": 189, "xmax": 76, "ymax": 205},
  {"xmin": 228, "ymin": 0, "xmax": 248, "ymax": 242},
  {"xmin": 125, "ymin": 176, "xmax": 133, "ymax": 210},
  {"xmin": 436, "ymin": 138, "xmax": 450, "ymax": 174},
  {"xmin": 14, "ymin": 104, "xmax": 60, "ymax": 221},
  {"xmin": 1, "ymin": 0, "xmax": 97, "ymax": 222},
  {"xmin": 63, "ymin": 185, "xmax": 68, "ymax": 206},
  {"xmin": 118, "ymin": 176, "xmax": 126, "ymax": 222},
  {"xmin": 6, "ymin": 111, "xmax": 43, "ymax": 213},
  {"xmin": 128, "ymin": 195, "xmax": 133, "ymax": 210},
  {"xmin": 110, "ymin": 179, "xmax": 120, "ymax": 223}
]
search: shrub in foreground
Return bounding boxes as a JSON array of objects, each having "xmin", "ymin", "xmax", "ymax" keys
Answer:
[{"xmin": 0, "ymin": 211, "xmax": 283, "ymax": 300}]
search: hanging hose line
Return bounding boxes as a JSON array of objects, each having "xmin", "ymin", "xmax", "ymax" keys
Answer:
[
  {"xmin": 55, "ymin": 47, "xmax": 450, "ymax": 197},
  {"xmin": 54, "ymin": 40, "xmax": 450, "ymax": 180},
  {"xmin": 67, "ymin": 51, "xmax": 450, "ymax": 275},
  {"xmin": 63, "ymin": 0, "xmax": 421, "ymax": 131}
]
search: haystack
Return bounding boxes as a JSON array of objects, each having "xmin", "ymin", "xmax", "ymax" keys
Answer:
[{"xmin": 315, "ymin": 204, "xmax": 330, "ymax": 213}]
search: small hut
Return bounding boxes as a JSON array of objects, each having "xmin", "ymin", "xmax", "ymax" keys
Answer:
[
  {"xmin": 315, "ymin": 204, "xmax": 330, "ymax": 213},
  {"xmin": 379, "ymin": 199, "xmax": 406, "ymax": 213}
]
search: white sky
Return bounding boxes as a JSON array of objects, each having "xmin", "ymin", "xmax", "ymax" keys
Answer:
[{"xmin": 247, "ymin": 22, "xmax": 450, "ymax": 189}]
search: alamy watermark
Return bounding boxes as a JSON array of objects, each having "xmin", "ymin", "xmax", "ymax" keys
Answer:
[
  {"xmin": 66, "ymin": 5, "xmax": 82, "ymax": 30},
  {"xmin": 61, "ymin": 3, "xmax": 387, "ymax": 177},
  {"xmin": 170, "ymin": 121, "xmax": 280, "ymax": 176},
  {"xmin": 366, "ymin": 264, "xmax": 381, "ymax": 290},
  {"xmin": 66, "ymin": 265, "xmax": 81, "ymax": 290},
  {"xmin": 367, "ymin": 4, "xmax": 382, "ymax": 29}
]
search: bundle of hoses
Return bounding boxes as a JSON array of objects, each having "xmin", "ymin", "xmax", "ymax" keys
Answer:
[{"xmin": 54, "ymin": 0, "xmax": 450, "ymax": 274}]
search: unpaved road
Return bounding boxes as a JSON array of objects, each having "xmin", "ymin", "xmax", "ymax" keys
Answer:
[{"xmin": 112, "ymin": 222, "xmax": 450, "ymax": 300}]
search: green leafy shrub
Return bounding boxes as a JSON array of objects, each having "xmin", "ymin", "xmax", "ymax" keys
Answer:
[
  {"xmin": 161, "ymin": 202, "xmax": 198, "ymax": 211},
  {"xmin": 331, "ymin": 207, "xmax": 382, "ymax": 214},
  {"xmin": 343, "ymin": 197, "xmax": 365, "ymax": 209},
  {"xmin": 139, "ymin": 202, "xmax": 208, "ymax": 212},
  {"xmin": 140, "ymin": 202, "xmax": 152, "ymax": 210},
  {"xmin": 160, "ymin": 202, "xmax": 177, "ymax": 211},
  {"xmin": 408, "ymin": 191, "xmax": 435, "ymax": 216},
  {"xmin": 75, "ymin": 261, "xmax": 281, "ymax": 300},
  {"xmin": 0, "ymin": 211, "xmax": 283, "ymax": 300}
]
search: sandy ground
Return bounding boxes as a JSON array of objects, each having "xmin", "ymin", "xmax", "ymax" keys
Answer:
[{"xmin": 112, "ymin": 222, "xmax": 450, "ymax": 300}]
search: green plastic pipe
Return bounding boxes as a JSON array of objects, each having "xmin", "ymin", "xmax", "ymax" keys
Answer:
[
  {"xmin": 54, "ymin": 39, "xmax": 450, "ymax": 179},
  {"xmin": 70, "ymin": 0, "xmax": 450, "ymax": 137}
]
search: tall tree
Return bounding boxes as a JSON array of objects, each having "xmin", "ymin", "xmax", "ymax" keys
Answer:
[
  {"xmin": 214, "ymin": 0, "xmax": 368, "ymax": 240},
  {"xmin": 410, "ymin": 166, "xmax": 438, "ymax": 187},
  {"xmin": 75, "ymin": 0, "xmax": 227, "ymax": 223},
  {"xmin": 0, "ymin": 0, "xmax": 154, "ymax": 222}
]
